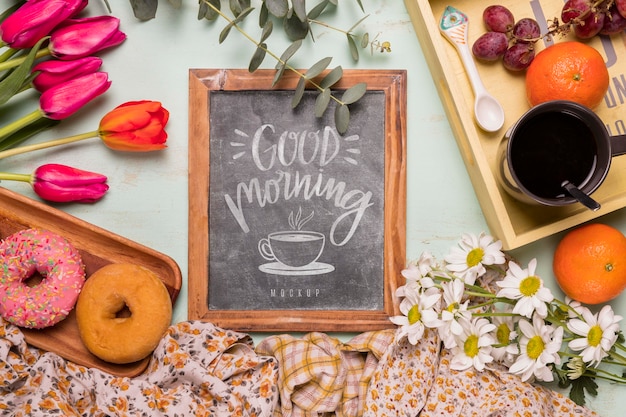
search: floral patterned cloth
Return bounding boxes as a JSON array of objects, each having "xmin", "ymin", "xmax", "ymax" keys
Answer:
[
  {"xmin": 0, "ymin": 320, "xmax": 279, "ymax": 416},
  {"xmin": 364, "ymin": 329, "xmax": 599, "ymax": 417}
]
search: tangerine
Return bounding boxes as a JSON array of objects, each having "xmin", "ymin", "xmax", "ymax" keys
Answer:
[
  {"xmin": 525, "ymin": 41, "xmax": 609, "ymax": 109},
  {"xmin": 553, "ymin": 223, "xmax": 626, "ymax": 304}
]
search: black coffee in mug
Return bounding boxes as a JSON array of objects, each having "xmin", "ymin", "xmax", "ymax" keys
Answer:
[{"xmin": 510, "ymin": 111, "xmax": 598, "ymax": 199}]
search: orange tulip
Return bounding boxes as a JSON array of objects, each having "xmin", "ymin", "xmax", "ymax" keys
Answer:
[{"xmin": 98, "ymin": 100, "xmax": 169, "ymax": 151}]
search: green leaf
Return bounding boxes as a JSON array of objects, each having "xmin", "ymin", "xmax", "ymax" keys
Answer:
[
  {"xmin": 168, "ymin": 0, "xmax": 182, "ymax": 8},
  {"xmin": 307, "ymin": 0, "xmax": 329, "ymax": 20},
  {"xmin": 293, "ymin": 0, "xmax": 307, "ymax": 22},
  {"xmin": 0, "ymin": 118, "xmax": 60, "ymax": 152},
  {"xmin": 291, "ymin": 77, "xmax": 306, "ymax": 107},
  {"xmin": 568, "ymin": 375, "xmax": 598, "ymax": 406},
  {"xmin": 360, "ymin": 32, "xmax": 369, "ymax": 48},
  {"xmin": 328, "ymin": 0, "xmax": 338, "ymax": 5},
  {"xmin": 314, "ymin": 89, "xmax": 331, "ymax": 118},
  {"xmin": 260, "ymin": 20, "xmax": 273, "ymax": 43},
  {"xmin": 354, "ymin": 0, "xmax": 364, "ymax": 12},
  {"xmin": 230, "ymin": 0, "xmax": 250, "ymax": 16},
  {"xmin": 249, "ymin": 44, "xmax": 266, "ymax": 72},
  {"xmin": 305, "ymin": 57, "xmax": 332, "ymax": 79},
  {"xmin": 198, "ymin": 0, "xmax": 220, "ymax": 20},
  {"xmin": 265, "ymin": 0, "xmax": 288, "ymax": 17},
  {"xmin": 259, "ymin": 2, "xmax": 269, "ymax": 27},
  {"xmin": 348, "ymin": 14, "xmax": 369, "ymax": 33},
  {"xmin": 276, "ymin": 39, "xmax": 302, "ymax": 69},
  {"xmin": 273, "ymin": 63, "xmax": 286, "ymax": 86},
  {"xmin": 335, "ymin": 104, "xmax": 350, "ymax": 134},
  {"xmin": 320, "ymin": 66, "xmax": 342, "ymax": 89},
  {"xmin": 0, "ymin": 37, "xmax": 47, "ymax": 107},
  {"xmin": 341, "ymin": 82, "xmax": 367, "ymax": 104},
  {"xmin": 283, "ymin": 7, "xmax": 309, "ymax": 40},
  {"xmin": 129, "ymin": 0, "xmax": 158, "ymax": 20},
  {"xmin": 347, "ymin": 34, "xmax": 359, "ymax": 61},
  {"xmin": 218, "ymin": 7, "xmax": 254, "ymax": 43}
]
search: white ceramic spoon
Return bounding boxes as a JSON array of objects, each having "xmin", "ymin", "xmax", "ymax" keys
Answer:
[{"xmin": 439, "ymin": 6, "xmax": 505, "ymax": 132}]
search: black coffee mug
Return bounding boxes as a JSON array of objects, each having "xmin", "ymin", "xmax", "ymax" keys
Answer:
[{"xmin": 496, "ymin": 100, "xmax": 626, "ymax": 207}]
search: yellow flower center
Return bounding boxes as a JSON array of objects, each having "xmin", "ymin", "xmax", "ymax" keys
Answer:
[
  {"xmin": 466, "ymin": 248, "xmax": 484, "ymax": 267},
  {"xmin": 446, "ymin": 302, "xmax": 460, "ymax": 313},
  {"xmin": 587, "ymin": 325, "xmax": 603, "ymax": 347},
  {"xmin": 464, "ymin": 334, "xmax": 480, "ymax": 357},
  {"xmin": 408, "ymin": 305, "xmax": 421, "ymax": 325},
  {"xmin": 526, "ymin": 335, "xmax": 545, "ymax": 359},
  {"xmin": 519, "ymin": 276, "xmax": 541, "ymax": 297},
  {"xmin": 496, "ymin": 323, "xmax": 510, "ymax": 345}
]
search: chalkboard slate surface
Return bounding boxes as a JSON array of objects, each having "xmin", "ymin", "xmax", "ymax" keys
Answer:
[
  {"xmin": 208, "ymin": 90, "xmax": 385, "ymax": 311},
  {"xmin": 188, "ymin": 69, "xmax": 406, "ymax": 332}
]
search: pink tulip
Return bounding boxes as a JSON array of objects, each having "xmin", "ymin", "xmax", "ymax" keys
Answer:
[
  {"xmin": 32, "ymin": 164, "xmax": 109, "ymax": 203},
  {"xmin": 32, "ymin": 57, "xmax": 103, "ymax": 92},
  {"xmin": 40, "ymin": 72, "xmax": 111, "ymax": 120},
  {"xmin": 49, "ymin": 16, "xmax": 127, "ymax": 60},
  {"xmin": 0, "ymin": 0, "xmax": 87, "ymax": 48}
]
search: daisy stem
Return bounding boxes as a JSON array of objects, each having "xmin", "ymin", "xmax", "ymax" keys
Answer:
[
  {"xmin": 592, "ymin": 368, "xmax": 626, "ymax": 383},
  {"xmin": 464, "ymin": 290, "xmax": 498, "ymax": 298},
  {"xmin": 608, "ymin": 350, "xmax": 626, "ymax": 364}
]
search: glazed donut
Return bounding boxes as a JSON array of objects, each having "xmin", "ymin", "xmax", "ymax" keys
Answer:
[
  {"xmin": 0, "ymin": 228, "xmax": 86, "ymax": 329},
  {"xmin": 76, "ymin": 263, "xmax": 172, "ymax": 364}
]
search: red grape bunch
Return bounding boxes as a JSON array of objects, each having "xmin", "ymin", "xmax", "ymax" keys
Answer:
[
  {"xmin": 472, "ymin": 1, "xmax": 626, "ymax": 71},
  {"xmin": 472, "ymin": 5, "xmax": 540, "ymax": 71}
]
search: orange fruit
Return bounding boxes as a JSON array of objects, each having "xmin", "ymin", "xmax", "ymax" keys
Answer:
[
  {"xmin": 526, "ymin": 41, "xmax": 609, "ymax": 109},
  {"xmin": 553, "ymin": 223, "xmax": 626, "ymax": 304}
]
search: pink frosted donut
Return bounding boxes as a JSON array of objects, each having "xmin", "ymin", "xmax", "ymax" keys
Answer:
[{"xmin": 0, "ymin": 228, "xmax": 85, "ymax": 328}]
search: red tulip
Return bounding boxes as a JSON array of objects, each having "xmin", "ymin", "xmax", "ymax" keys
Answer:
[
  {"xmin": 0, "ymin": 0, "xmax": 87, "ymax": 49},
  {"xmin": 98, "ymin": 101, "xmax": 169, "ymax": 151},
  {"xmin": 40, "ymin": 72, "xmax": 111, "ymax": 120},
  {"xmin": 49, "ymin": 16, "xmax": 126, "ymax": 60},
  {"xmin": 32, "ymin": 164, "xmax": 109, "ymax": 203},
  {"xmin": 32, "ymin": 57, "xmax": 103, "ymax": 92}
]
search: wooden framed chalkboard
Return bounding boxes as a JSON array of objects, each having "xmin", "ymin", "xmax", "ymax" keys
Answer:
[{"xmin": 188, "ymin": 68, "xmax": 407, "ymax": 332}]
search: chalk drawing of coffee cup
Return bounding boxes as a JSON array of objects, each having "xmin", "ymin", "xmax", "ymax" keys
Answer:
[{"xmin": 258, "ymin": 231, "xmax": 334, "ymax": 275}]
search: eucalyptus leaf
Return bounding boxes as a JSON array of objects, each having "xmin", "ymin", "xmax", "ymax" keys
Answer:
[
  {"xmin": 0, "ymin": 118, "xmax": 60, "ymax": 151},
  {"xmin": 0, "ymin": 37, "xmax": 47, "ymax": 107},
  {"xmin": 314, "ymin": 89, "xmax": 331, "ymax": 118},
  {"xmin": 291, "ymin": 77, "xmax": 306, "ymax": 108},
  {"xmin": 347, "ymin": 14, "xmax": 369, "ymax": 33},
  {"xmin": 168, "ymin": 0, "xmax": 182, "ymax": 8},
  {"xmin": 276, "ymin": 39, "xmax": 302, "ymax": 69},
  {"xmin": 129, "ymin": 0, "xmax": 158, "ymax": 21},
  {"xmin": 335, "ymin": 104, "xmax": 350, "ymax": 134},
  {"xmin": 283, "ymin": 8, "xmax": 309, "ymax": 40},
  {"xmin": 249, "ymin": 44, "xmax": 267, "ymax": 72},
  {"xmin": 219, "ymin": 22, "xmax": 235, "ymax": 43},
  {"xmin": 347, "ymin": 35, "xmax": 359, "ymax": 61},
  {"xmin": 293, "ymin": 0, "xmax": 307, "ymax": 22},
  {"xmin": 273, "ymin": 63, "xmax": 286, "ymax": 86},
  {"xmin": 341, "ymin": 82, "xmax": 367, "ymax": 104},
  {"xmin": 230, "ymin": 0, "xmax": 250, "ymax": 16},
  {"xmin": 308, "ymin": 0, "xmax": 329, "ymax": 20},
  {"xmin": 328, "ymin": 0, "xmax": 338, "ymax": 5},
  {"xmin": 199, "ymin": 0, "xmax": 220, "ymax": 21},
  {"xmin": 320, "ymin": 66, "xmax": 342, "ymax": 89},
  {"xmin": 360, "ymin": 32, "xmax": 369, "ymax": 48},
  {"xmin": 354, "ymin": 0, "xmax": 364, "ymax": 12},
  {"xmin": 264, "ymin": 0, "xmax": 288, "ymax": 17},
  {"xmin": 232, "ymin": 7, "xmax": 255, "ymax": 24},
  {"xmin": 305, "ymin": 57, "xmax": 332, "ymax": 79},
  {"xmin": 260, "ymin": 20, "xmax": 273, "ymax": 43},
  {"xmin": 259, "ymin": 2, "xmax": 269, "ymax": 27}
]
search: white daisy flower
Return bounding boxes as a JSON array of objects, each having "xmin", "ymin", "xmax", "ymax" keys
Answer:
[
  {"xmin": 437, "ymin": 278, "xmax": 471, "ymax": 348},
  {"xmin": 568, "ymin": 304, "xmax": 623, "ymax": 367},
  {"xmin": 390, "ymin": 287, "xmax": 441, "ymax": 345},
  {"xmin": 450, "ymin": 317, "xmax": 496, "ymax": 372},
  {"xmin": 396, "ymin": 259, "xmax": 436, "ymax": 298},
  {"xmin": 509, "ymin": 315, "xmax": 563, "ymax": 382},
  {"xmin": 490, "ymin": 309, "xmax": 519, "ymax": 366},
  {"xmin": 495, "ymin": 259, "xmax": 554, "ymax": 318},
  {"xmin": 444, "ymin": 232, "xmax": 506, "ymax": 285}
]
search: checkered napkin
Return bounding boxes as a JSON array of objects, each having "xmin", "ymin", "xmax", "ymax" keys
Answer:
[{"xmin": 255, "ymin": 330, "xmax": 395, "ymax": 417}]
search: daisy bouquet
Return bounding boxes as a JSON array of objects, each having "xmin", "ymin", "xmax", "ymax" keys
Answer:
[{"xmin": 391, "ymin": 232, "xmax": 626, "ymax": 406}]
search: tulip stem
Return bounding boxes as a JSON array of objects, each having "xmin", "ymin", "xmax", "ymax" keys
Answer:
[
  {"xmin": 0, "ymin": 48, "xmax": 18, "ymax": 63},
  {"xmin": 0, "ymin": 172, "xmax": 31, "ymax": 183},
  {"xmin": 0, "ymin": 130, "xmax": 99, "ymax": 160},
  {"xmin": 0, "ymin": 47, "xmax": 51, "ymax": 71},
  {"xmin": 0, "ymin": 109, "xmax": 44, "ymax": 141}
]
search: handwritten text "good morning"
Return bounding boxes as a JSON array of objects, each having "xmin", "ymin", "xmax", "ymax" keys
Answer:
[{"xmin": 224, "ymin": 124, "xmax": 373, "ymax": 246}]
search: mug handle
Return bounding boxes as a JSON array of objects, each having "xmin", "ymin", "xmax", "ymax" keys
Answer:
[{"xmin": 258, "ymin": 238, "xmax": 276, "ymax": 261}]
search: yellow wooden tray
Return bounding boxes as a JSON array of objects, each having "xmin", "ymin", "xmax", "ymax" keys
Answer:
[
  {"xmin": 405, "ymin": 0, "xmax": 626, "ymax": 249},
  {"xmin": 0, "ymin": 187, "xmax": 182, "ymax": 377}
]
